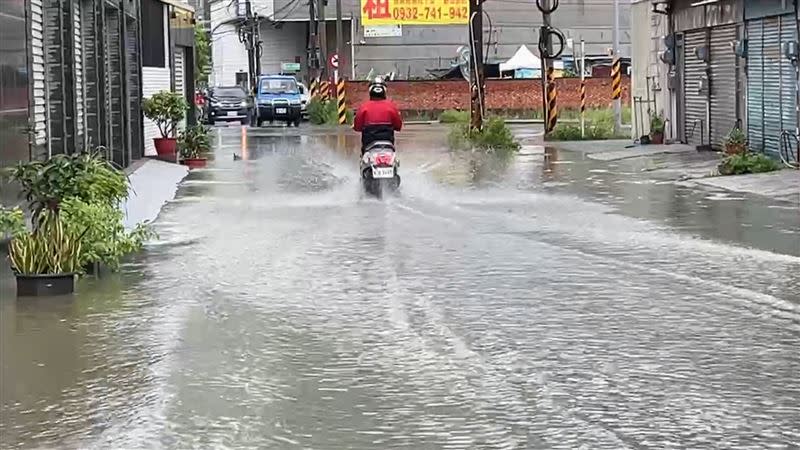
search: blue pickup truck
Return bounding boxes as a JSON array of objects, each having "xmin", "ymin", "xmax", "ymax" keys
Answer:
[{"xmin": 255, "ymin": 75, "xmax": 303, "ymax": 127}]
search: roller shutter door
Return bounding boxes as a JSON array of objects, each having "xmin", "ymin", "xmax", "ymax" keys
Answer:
[
  {"xmin": 30, "ymin": 0, "xmax": 48, "ymax": 154},
  {"xmin": 104, "ymin": 5, "xmax": 126, "ymax": 166},
  {"xmin": 127, "ymin": 16, "xmax": 143, "ymax": 160},
  {"xmin": 683, "ymin": 30, "xmax": 708, "ymax": 147},
  {"xmin": 708, "ymin": 25, "xmax": 738, "ymax": 150},
  {"xmin": 74, "ymin": 0, "xmax": 84, "ymax": 148},
  {"xmin": 747, "ymin": 15, "xmax": 798, "ymax": 157}
]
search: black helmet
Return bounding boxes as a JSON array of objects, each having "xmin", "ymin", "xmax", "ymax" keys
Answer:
[{"xmin": 368, "ymin": 77, "xmax": 387, "ymax": 99}]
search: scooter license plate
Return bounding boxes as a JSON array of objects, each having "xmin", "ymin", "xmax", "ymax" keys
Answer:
[
  {"xmin": 276, "ymin": 108, "xmax": 287, "ymax": 114},
  {"xmin": 372, "ymin": 167, "xmax": 394, "ymax": 179}
]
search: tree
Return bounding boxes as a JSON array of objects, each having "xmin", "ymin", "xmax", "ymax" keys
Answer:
[{"xmin": 195, "ymin": 24, "xmax": 211, "ymax": 86}]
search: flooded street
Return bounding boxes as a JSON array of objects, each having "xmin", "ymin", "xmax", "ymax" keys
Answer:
[{"xmin": 2, "ymin": 125, "xmax": 799, "ymax": 449}]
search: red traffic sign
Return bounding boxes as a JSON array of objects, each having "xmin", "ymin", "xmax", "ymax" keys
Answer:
[{"xmin": 329, "ymin": 53, "xmax": 339, "ymax": 69}]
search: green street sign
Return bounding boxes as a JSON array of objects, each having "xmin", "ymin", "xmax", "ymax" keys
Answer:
[{"xmin": 281, "ymin": 62, "xmax": 301, "ymax": 72}]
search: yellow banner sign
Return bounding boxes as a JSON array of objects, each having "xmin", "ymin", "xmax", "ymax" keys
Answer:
[{"xmin": 361, "ymin": 0, "xmax": 468, "ymax": 26}]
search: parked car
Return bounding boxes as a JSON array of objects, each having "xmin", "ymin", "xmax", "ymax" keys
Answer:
[
  {"xmin": 206, "ymin": 86, "xmax": 254, "ymax": 125},
  {"xmin": 298, "ymin": 82, "xmax": 310, "ymax": 119},
  {"xmin": 255, "ymin": 75, "xmax": 303, "ymax": 127}
]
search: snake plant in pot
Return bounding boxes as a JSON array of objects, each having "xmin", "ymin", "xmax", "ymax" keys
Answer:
[
  {"xmin": 8, "ymin": 210, "xmax": 85, "ymax": 296},
  {"xmin": 178, "ymin": 124, "xmax": 211, "ymax": 169},
  {"xmin": 142, "ymin": 90, "xmax": 188, "ymax": 157}
]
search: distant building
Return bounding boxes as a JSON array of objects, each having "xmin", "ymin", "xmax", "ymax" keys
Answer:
[
  {"xmin": 630, "ymin": 0, "xmax": 799, "ymax": 156},
  {"xmin": 209, "ymin": 0, "xmax": 631, "ymax": 85}
]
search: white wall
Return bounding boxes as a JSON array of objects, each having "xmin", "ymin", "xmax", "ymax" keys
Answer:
[
  {"xmin": 630, "ymin": 0, "xmax": 671, "ymax": 140},
  {"xmin": 210, "ymin": 1, "xmax": 250, "ymax": 87},
  {"xmin": 142, "ymin": 4, "xmax": 172, "ymax": 156}
]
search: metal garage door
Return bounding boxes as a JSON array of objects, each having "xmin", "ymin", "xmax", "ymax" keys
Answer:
[
  {"xmin": 104, "ymin": 4, "xmax": 126, "ymax": 166},
  {"xmin": 127, "ymin": 16, "xmax": 143, "ymax": 160},
  {"xmin": 708, "ymin": 25, "xmax": 738, "ymax": 150},
  {"xmin": 748, "ymin": 15, "xmax": 798, "ymax": 156},
  {"xmin": 683, "ymin": 29, "xmax": 708, "ymax": 147},
  {"xmin": 44, "ymin": 0, "xmax": 77, "ymax": 154}
]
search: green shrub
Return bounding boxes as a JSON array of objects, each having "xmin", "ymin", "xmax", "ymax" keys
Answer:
[
  {"xmin": 439, "ymin": 109, "xmax": 470, "ymax": 124},
  {"xmin": 60, "ymin": 198, "xmax": 156, "ymax": 271},
  {"xmin": 142, "ymin": 90, "xmax": 188, "ymax": 138},
  {"xmin": 307, "ymin": 99, "xmax": 352, "ymax": 125},
  {"xmin": 11, "ymin": 151, "xmax": 128, "ymax": 214},
  {"xmin": 8, "ymin": 210, "xmax": 84, "ymax": 275},
  {"xmin": 0, "ymin": 206, "xmax": 26, "ymax": 239},
  {"xmin": 547, "ymin": 124, "xmax": 583, "ymax": 141},
  {"xmin": 448, "ymin": 118, "xmax": 520, "ymax": 154},
  {"xmin": 178, "ymin": 124, "xmax": 211, "ymax": 159},
  {"xmin": 718, "ymin": 152, "xmax": 782, "ymax": 176}
]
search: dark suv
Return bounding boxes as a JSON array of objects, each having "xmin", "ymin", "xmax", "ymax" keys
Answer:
[{"xmin": 206, "ymin": 86, "xmax": 254, "ymax": 125}]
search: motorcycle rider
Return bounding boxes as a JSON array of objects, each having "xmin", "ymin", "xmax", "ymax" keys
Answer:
[{"xmin": 353, "ymin": 77, "xmax": 403, "ymax": 154}]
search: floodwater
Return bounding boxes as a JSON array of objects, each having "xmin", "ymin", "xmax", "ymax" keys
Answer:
[{"xmin": 1, "ymin": 125, "xmax": 799, "ymax": 449}]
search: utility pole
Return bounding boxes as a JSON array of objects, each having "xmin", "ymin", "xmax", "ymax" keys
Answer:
[
  {"xmin": 335, "ymin": 0, "xmax": 344, "ymax": 79},
  {"xmin": 612, "ymin": 0, "xmax": 621, "ymax": 135},
  {"xmin": 308, "ymin": 0, "xmax": 318, "ymax": 81},
  {"xmin": 539, "ymin": 0, "xmax": 553, "ymax": 131},
  {"xmin": 317, "ymin": 0, "xmax": 327, "ymax": 79},
  {"xmin": 254, "ymin": 14, "xmax": 261, "ymax": 81},
  {"xmin": 468, "ymin": 0, "xmax": 484, "ymax": 131}
]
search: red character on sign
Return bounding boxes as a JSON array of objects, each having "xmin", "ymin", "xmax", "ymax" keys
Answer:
[{"xmin": 363, "ymin": 0, "xmax": 391, "ymax": 19}]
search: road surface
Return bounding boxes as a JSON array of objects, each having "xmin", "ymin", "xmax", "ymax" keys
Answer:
[{"xmin": 2, "ymin": 125, "xmax": 799, "ymax": 449}]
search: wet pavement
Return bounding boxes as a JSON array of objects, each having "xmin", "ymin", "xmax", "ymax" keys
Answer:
[{"xmin": 1, "ymin": 124, "xmax": 799, "ymax": 449}]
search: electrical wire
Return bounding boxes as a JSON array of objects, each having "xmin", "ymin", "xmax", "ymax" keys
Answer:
[{"xmin": 483, "ymin": 9, "xmax": 493, "ymax": 64}]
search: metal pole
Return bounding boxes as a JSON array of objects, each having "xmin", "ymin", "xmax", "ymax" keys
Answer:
[
  {"xmin": 539, "ymin": 0, "xmax": 553, "ymax": 132},
  {"xmin": 254, "ymin": 14, "xmax": 261, "ymax": 80},
  {"xmin": 612, "ymin": 0, "xmax": 621, "ymax": 135},
  {"xmin": 335, "ymin": 0, "xmax": 344, "ymax": 78},
  {"xmin": 580, "ymin": 39, "xmax": 585, "ymax": 138},
  {"xmin": 318, "ymin": 0, "xmax": 327, "ymax": 79},
  {"xmin": 468, "ymin": 0, "xmax": 484, "ymax": 131},
  {"xmin": 308, "ymin": 0, "xmax": 317, "ymax": 81}
]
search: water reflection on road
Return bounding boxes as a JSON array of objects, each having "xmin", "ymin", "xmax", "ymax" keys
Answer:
[{"xmin": 1, "ymin": 124, "xmax": 798, "ymax": 449}]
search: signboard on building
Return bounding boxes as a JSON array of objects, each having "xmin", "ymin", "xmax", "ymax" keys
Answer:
[
  {"xmin": 364, "ymin": 25, "xmax": 402, "ymax": 37},
  {"xmin": 281, "ymin": 62, "xmax": 301, "ymax": 72},
  {"xmin": 360, "ymin": 0, "xmax": 468, "ymax": 25}
]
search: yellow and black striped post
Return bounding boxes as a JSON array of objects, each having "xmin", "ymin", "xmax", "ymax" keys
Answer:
[
  {"xmin": 579, "ymin": 77, "xmax": 586, "ymax": 138},
  {"xmin": 310, "ymin": 78, "xmax": 319, "ymax": 101},
  {"xmin": 336, "ymin": 78, "xmax": 347, "ymax": 125},
  {"xmin": 545, "ymin": 65, "xmax": 558, "ymax": 134},
  {"xmin": 611, "ymin": 56, "xmax": 622, "ymax": 101},
  {"xmin": 580, "ymin": 79, "xmax": 586, "ymax": 114},
  {"xmin": 321, "ymin": 81, "xmax": 331, "ymax": 101}
]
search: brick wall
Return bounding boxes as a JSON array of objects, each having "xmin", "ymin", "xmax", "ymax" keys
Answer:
[{"xmin": 344, "ymin": 77, "xmax": 631, "ymax": 112}]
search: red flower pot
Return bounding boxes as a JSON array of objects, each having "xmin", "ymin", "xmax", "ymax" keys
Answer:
[
  {"xmin": 182, "ymin": 158, "xmax": 208, "ymax": 169},
  {"xmin": 153, "ymin": 137, "xmax": 178, "ymax": 156}
]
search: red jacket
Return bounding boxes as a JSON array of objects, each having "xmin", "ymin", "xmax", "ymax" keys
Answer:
[{"xmin": 353, "ymin": 99, "xmax": 403, "ymax": 132}]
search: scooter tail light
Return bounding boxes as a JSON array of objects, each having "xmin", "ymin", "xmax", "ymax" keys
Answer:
[{"xmin": 374, "ymin": 152, "xmax": 395, "ymax": 166}]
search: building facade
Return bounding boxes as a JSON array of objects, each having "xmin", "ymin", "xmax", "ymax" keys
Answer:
[
  {"xmin": 209, "ymin": 0, "xmax": 632, "ymax": 86},
  {"xmin": 0, "ymin": 0, "xmax": 195, "ymax": 182},
  {"xmin": 631, "ymin": 0, "xmax": 799, "ymax": 157}
]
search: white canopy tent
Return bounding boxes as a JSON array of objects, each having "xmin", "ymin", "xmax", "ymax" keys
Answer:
[{"xmin": 499, "ymin": 45, "xmax": 564, "ymax": 72}]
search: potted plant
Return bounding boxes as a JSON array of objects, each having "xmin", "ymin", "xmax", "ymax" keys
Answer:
[
  {"xmin": 724, "ymin": 127, "xmax": 747, "ymax": 155},
  {"xmin": 178, "ymin": 124, "xmax": 211, "ymax": 169},
  {"xmin": 649, "ymin": 113, "xmax": 666, "ymax": 144},
  {"xmin": 8, "ymin": 210, "xmax": 84, "ymax": 296},
  {"xmin": 142, "ymin": 91, "xmax": 188, "ymax": 157}
]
